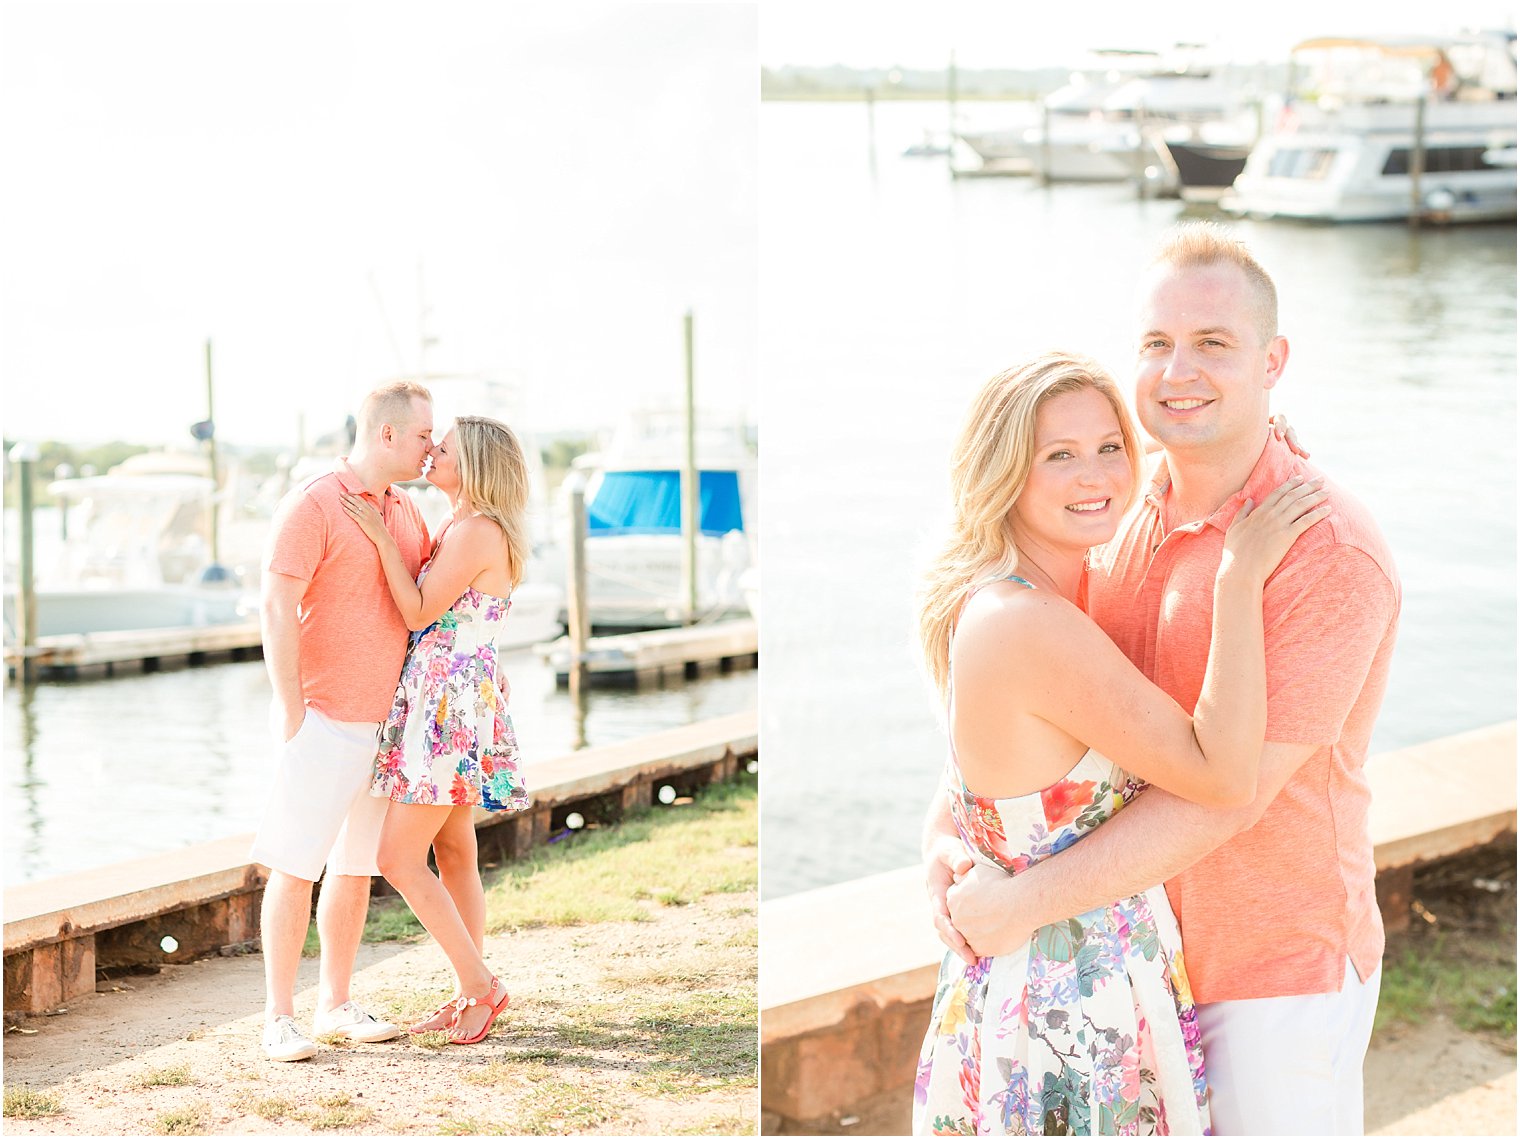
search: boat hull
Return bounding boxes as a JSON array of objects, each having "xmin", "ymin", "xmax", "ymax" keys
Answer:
[
  {"xmin": 4, "ymin": 586, "xmax": 250, "ymax": 640},
  {"xmin": 1224, "ymin": 131, "xmax": 1518, "ymax": 222}
]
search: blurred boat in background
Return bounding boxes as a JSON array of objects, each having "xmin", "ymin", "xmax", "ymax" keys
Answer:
[
  {"xmin": 551, "ymin": 409, "xmax": 756, "ymax": 630},
  {"xmin": 4, "ymin": 451, "xmax": 253, "ymax": 643},
  {"xmin": 1224, "ymin": 31, "xmax": 1518, "ymax": 222}
]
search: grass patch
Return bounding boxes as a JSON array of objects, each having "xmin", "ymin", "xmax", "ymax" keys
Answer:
[
  {"xmin": 1378, "ymin": 933, "xmax": 1516, "ymax": 1035},
  {"xmin": 360, "ymin": 899, "xmax": 426, "ymax": 943},
  {"xmin": 130, "ymin": 1063, "xmax": 194, "ymax": 1089},
  {"xmin": 509, "ymin": 1078, "xmax": 628, "ymax": 1134},
  {"xmin": 461, "ymin": 1059, "xmax": 552, "ymax": 1087},
  {"xmin": 1375, "ymin": 840, "xmax": 1516, "ymax": 1040},
  {"xmin": 153, "ymin": 1104, "xmax": 208, "ymax": 1134},
  {"xmin": 356, "ymin": 774, "xmax": 756, "ymax": 942},
  {"xmin": 303, "ymin": 1097, "xmax": 375, "ymax": 1131},
  {"xmin": 436, "ymin": 1117, "xmax": 510, "ymax": 1136},
  {"xmin": 547, "ymin": 988, "xmax": 757, "ymax": 1089},
  {"xmin": 233, "ymin": 1093, "xmax": 293, "ymax": 1121},
  {"xmin": 3, "ymin": 1085, "xmax": 64, "ymax": 1118},
  {"xmin": 670, "ymin": 1113, "xmax": 758, "ymax": 1136}
]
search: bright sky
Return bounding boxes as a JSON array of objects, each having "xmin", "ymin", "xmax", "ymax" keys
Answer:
[
  {"xmin": 759, "ymin": 0, "xmax": 1518, "ymax": 69},
  {"xmin": 0, "ymin": 1, "xmax": 758, "ymax": 449}
]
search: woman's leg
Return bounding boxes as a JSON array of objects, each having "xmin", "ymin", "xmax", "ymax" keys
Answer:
[
  {"xmin": 401, "ymin": 807, "xmax": 490, "ymax": 1033},
  {"xmin": 433, "ymin": 806, "xmax": 486, "ymax": 954},
  {"xmin": 376, "ymin": 803, "xmax": 498, "ymax": 1036}
]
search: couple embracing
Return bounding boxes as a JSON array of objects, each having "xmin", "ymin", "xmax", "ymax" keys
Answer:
[
  {"xmin": 914, "ymin": 224, "xmax": 1400, "ymax": 1135},
  {"xmin": 249, "ymin": 380, "xmax": 532, "ymax": 1061}
]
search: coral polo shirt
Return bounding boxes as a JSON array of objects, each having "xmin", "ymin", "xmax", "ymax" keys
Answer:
[
  {"xmin": 1086, "ymin": 434, "xmax": 1400, "ymax": 1003},
  {"xmin": 264, "ymin": 459, "xmax": 429, "ymax": 723}
]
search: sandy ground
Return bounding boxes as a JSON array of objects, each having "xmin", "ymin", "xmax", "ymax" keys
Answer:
[
  {"xmin": 1364, "ymin": 1019, "xmax": 1515, "ymax": 1136},
  {"xmin": 3, "ymin": 890, "xmax": 758, "ymax": 1136}
]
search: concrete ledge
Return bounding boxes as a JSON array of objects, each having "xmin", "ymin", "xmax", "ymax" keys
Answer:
[
  {"xmin": 1368, "ymin": 722, "xmax": 1517, "ymax": 869},
  {"xmin": 760, "ymin": 721, "xmax": 1517, "ymax": 1127},
  {"xmin": 3, "ymin": 710, "xmax": 757, "ymax": 1020}
]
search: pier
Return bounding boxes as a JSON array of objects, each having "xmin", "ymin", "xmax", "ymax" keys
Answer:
[
  {"xmin": 4, "ymin": 619, "xmax": 264, "ymax": 679},
  {"xmin": 537, "ymin": 617, "xmax": 758, "ymax": 687},
  {"xmin": 4, "ymin": 711, "xmax": 757, "ymax": 1021},
  {"xmin": 759, "ymin": 722, "xmax": 1517, "ymax": 1133}
]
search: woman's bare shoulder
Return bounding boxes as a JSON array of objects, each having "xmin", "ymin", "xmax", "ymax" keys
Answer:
[{"xmin": 953, "ymin": 581, "xmax": 1086, "ymax": 676}]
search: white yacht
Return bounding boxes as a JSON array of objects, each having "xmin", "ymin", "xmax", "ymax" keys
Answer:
[
  {"xmin": 5, "ymin": 454, "xmax": 251, "ymax": 641},
  {"xmin": 558, "ymin": 410, "xmax": 756, "ymax": 630},
  {"xmin": 1224, "ymin": 32, "xmax": 1518, "ymax": 223},
  {"xmin": 959, "ymin": 48, "xmax": 1249, "ymax": 190}
]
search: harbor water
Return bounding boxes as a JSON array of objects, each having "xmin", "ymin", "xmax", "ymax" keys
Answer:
[
  {"xmin": 759, "ymin": 99, "xmax": 1517, "ymax": 899},
  {"xmin": 4, "ymin": 629, "xmax": 756, "ymax": 886}
]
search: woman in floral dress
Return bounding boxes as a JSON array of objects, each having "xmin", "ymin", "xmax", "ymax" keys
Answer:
[
  {"xmin": 342, "ymin": 415, "xmax": 532, "ymax": 1046},
  {"xmin": 912, "ymin": 353, "xmax": 1328, "ymax": 1134}
]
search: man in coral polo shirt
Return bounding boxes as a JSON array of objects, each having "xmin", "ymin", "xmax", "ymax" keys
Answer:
[
  {"xmin": 925, "ymin": 224, "xmax": 1400, "ymax": 1134},
  {"xmin": 249, "ymin": 380, "xmax": 433, "ymax": 1061}
]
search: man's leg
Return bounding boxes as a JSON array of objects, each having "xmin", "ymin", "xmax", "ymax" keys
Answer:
[
  {"xmin": 1330, "ymin": 964, "xmax": 1381, "ymax": 1134},
  {"xmin": 1198, "ymin": 958, "xmax": 1380, "ymax": 1136},
  {"xmin": 261, "ymin": 870, "xmax": 316, "ymax": 1019},
  {"xmin": 315, "ymin": 873, "xmax": 372, "ymax": 1014},
  {"xmin": 316, "ymin": 735, "xmax": 392, "ymax": 1018}
]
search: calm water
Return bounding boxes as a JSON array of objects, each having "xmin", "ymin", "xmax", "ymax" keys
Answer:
[
  {"xmin": 4, "ymin": 643, "xmax": 756, "ymax": 885},
  {"xmin": 759, "ymin": 100, "xmax": 1517, "ymax": 899}
]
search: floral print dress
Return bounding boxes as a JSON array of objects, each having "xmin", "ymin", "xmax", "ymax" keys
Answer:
[
  {"xmin": 913, "ymin": 582, "xmax": 1210, "ymax": 1137},
  {"xmin": 370, "ymin": 560, "xmax": 531, "ymax": 813}
]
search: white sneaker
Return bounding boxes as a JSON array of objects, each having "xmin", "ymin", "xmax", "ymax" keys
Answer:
[
  {"xmin": 312, "ymin": 1000, "xmax": 402, "ymax": 1043},
  {"xmin": 262, "ymin": 1015, "xmax": 317, "ymax": 1062}
]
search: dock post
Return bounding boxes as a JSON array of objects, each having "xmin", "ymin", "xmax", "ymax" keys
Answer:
[
  {"xmin": 946, "ymin": 50, "xmax": 957, "ymax": 176},
  {"xmin": 566, "ymin": 472, "xmax": 591, "ymax": 708},
  {"xmin": 865, "ymin": 86, "xmax": 878, "ymax": 179},
  {"xmin": 681, "ymin": 309, "xmax": 699, "ymax": 625},
  {"xmin": 1039, "ymin": 101, "xmax": 1051, "ymax": 186},
  {"xmin": 1409, "ymin": 94, "xmax": 1427, "ymax": 228},
  {"xmin": 9, "ymin": 442, "xmax": 40, "ymax": 684},
  {"xmin": 205, "ymin": 339, "xmax": 220, "ymax": 564}
]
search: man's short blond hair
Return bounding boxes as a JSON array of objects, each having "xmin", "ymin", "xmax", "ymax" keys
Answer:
[
  {"xmin": 1152, "ymin": 222, "xmax": 1279, "ymax": 342},
  {"xmin": 357, "ymin": 380, "xmax": 432, "ymax": 438}
]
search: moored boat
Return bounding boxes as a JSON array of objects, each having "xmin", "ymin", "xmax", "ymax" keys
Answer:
[{"xmin": 1223, "ymin": 32, "xmax": 1518, "ymax": 223}]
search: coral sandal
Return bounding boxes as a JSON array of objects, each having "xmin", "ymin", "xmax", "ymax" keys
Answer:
[{"xmin": 447, "ymin": 977, "xmax": 510, "ymax": 1045}]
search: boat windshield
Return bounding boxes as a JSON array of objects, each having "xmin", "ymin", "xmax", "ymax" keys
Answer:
[{"xmin": 587, "ymin": 470, "xmax": 744, "ymax": 536}]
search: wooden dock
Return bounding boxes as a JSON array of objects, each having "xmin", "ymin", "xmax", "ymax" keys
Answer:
[
  {"xmin": 536, "ymin": 617, "xmax": 758, "ymax": 686},
  {"xmin": 4, "ymin": 619, "xmax": 265, "ymax": 679}
]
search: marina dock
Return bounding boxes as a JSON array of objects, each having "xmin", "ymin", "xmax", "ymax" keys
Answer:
[
  {"xmin": 537, "ymin": 617, "xmax": 758, "ymax": 686},
  {"xmin": 4, "ymin": 619, "xmax": 264, "ymax": 679}
]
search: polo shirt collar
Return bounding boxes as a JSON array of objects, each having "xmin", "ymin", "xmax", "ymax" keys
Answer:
[
  {"xmin": 334, "ymin": 457, "xmax": 395, "ymax": 501},
  {"xmin": 1145, "ymin": 435, "xmax": 1300, "ymax": 535}
]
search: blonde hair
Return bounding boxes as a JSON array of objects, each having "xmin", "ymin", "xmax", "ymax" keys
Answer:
[
  {"xmin": 454, "ymin": 416, "xmax": 531, "ymax": 590},
  {"xmin": 916, "ymin": 352, "xmax": 1142, "ymax": 698},
  {"xmin": 358, "ymin": 380, "xmax": 432, "ymax": 438},
  {"xmin": 1152, "ymin": 221, "xmax": 1279, "ymax": 342}
]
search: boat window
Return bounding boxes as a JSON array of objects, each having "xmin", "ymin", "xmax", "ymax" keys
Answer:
[
  {"xmin": 587, "ymin": 470, "xmax": 744, "ymax": 537},
  {"xmin": 1267, "ymin": 147, "xmax": 1338, "ymax": 179},
  {"xmin": 1382, "ymin": 146, "xmax": 1502, "ymax": 175}
]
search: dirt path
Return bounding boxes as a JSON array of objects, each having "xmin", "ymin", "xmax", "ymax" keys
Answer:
[
  {"xmin": 3, "ymin": 890, "xmax": 758, "ymax": 1136},
  {"xmin": 1365, "ymin": 1018, "xmax": 1514, "ymax": 1135}
]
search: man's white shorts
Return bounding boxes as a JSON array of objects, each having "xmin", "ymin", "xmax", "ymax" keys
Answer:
[
  {"xmin": 1198, "ymin": 956, "xmax": 1381, "ymax": 1136},
  {"xmin": 249, "ymin": 705, "xmax": 389, "ymax": 882}
]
